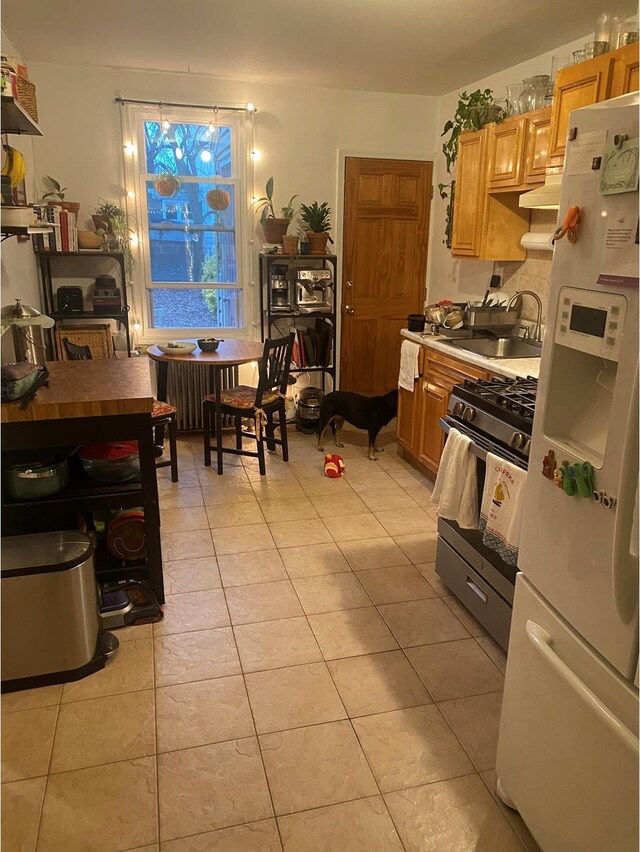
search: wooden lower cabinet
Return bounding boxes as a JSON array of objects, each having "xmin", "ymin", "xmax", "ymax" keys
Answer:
[
  {"xmin": 417, "ymin": 376, "xmax": 450, "ymax": 476},
  {"xmin": 396, "ymin": 344, "xmax": 492, "ymax": 478}
]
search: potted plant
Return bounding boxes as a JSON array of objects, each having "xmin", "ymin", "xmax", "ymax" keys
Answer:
[
  {"xmin": 206, "ymin": 188, "xmax": 230, "ymax": 211},
  {"xmin": 42, "ymin": 176, "xmax": 81, "ymax": 217},
  {"xmin": 299, "ymin": 201, "xmax": 333, "ymax": 256},
  {"xmin": 438, "ymin": 89, "xmax": 506, "ymax": 246},
  {"xmin": 252, "ymin": 177, "xmax": 298, "ymax": 245},
  {"xmin": 91, "ymin": 199, "xmax": 138, "ymax": 277},
  {"xmin": 153, "ymin": 172, "xmax": 181, "ymax": 198},
  {"xmin": 92, "ymin": 199, "xmax": 126, "ymax": 233}
]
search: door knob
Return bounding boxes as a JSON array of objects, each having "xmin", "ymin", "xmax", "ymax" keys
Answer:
[
  {"xmin": 345, "ymin": 280, "xmax": 353, "ymax": 288},
  {"xmin": 344, "ymin": 305, "xmax": 355, "ymax": 314}
]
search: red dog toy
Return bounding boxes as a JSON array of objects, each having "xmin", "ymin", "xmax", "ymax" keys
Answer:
[{"xmin": 324, "ymin": 454, "xmax": 346, "ymax": 478}]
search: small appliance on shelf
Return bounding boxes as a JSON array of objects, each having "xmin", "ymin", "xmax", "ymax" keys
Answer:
[
  {"xmin": 56, "ymin": 286, "xmax": 84, "ymax": 314},
  {"xmin": 295, "ymin": 268, "xmax": 333, "ymax": 313},
  {"xmin": 269, "ymin": 264, "xmax": 292, "ymax": 312},
  {"xmin": 90, "ymin": 274, "xmax": 122, "ymax": 314}
]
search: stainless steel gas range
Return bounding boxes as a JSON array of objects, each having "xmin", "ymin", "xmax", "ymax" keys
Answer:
[{"xmin": 436, "ymin": 376, "xmax": 537, "ymax": 650}]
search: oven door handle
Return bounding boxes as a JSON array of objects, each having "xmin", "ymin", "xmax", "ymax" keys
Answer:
[{"xmin": 440, "ymin": 416, "xmax": 488, "ymax": 463}]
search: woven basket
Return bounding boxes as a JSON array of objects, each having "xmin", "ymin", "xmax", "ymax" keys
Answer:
[
  {"xmin": 56, "ymin": 325, "xmax": 115, "ymax": 360},
  {"xmin": 16, "ymin": 77, "xmax": 38, "ymax": 123}
]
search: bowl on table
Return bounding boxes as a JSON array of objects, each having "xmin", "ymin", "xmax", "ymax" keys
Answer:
[
  {"xmin": 157, "ymin": 341, "xmax": 197, "ymax": 356},
  {"xmin": 197, "ymin": 337, "xmax": 224, "ymax": 352}
]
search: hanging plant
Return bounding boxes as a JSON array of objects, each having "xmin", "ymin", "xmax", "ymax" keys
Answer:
[
  {"xmin": 206, "ymin": 188, "xmax": 231, "ymax": 211},
  {"xmin": 153, "ymin": 172, "xmax": 181, "ymax": 198},
  {"xmin": 439, "ymin": 89, "xmax": 506, "ymax": 245}
]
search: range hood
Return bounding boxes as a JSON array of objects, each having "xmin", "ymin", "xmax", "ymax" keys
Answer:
[{"xmin": 519, "ymin": 173, "xmax": 561, "ymax": 209}]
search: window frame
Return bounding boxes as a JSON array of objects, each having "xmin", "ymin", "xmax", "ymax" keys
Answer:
[{"xmin": 122, "ymin": 103, "xmax": 253, "ymax": 342}]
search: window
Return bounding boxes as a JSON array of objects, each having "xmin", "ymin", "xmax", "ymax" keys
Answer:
[{"xmin": 125, "ymin": 106, "xmax": 250, "ymax": 337}]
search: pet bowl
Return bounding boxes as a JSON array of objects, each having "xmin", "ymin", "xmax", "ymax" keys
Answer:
[
  {"xmin": 197, "ymin": 338, "xmax": 223, "ymax": 352},
  {"xmin": 157, "ymin": 341, "xmax": 197, "ymax": 356}
]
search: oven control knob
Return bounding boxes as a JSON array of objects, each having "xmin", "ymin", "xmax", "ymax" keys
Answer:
[
  {"xmin": 462, "ymin": 406, "xmax": 476, "ymax": 422},
  {"xmin": 510, "ymin": 432, "xmax": 526, "ymax": 449},
  {"xmin": 452, "ymin": 401, "xmax": 465, "ymax": 416},
  {"xmin": 523, "ymin": 439, "xmax": 531, "ymax": 455}
]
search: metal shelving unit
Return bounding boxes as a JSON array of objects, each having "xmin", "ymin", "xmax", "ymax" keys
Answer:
[
  {"xmin": 36, "ymin": 250, "xmax": 132, "ymax": 358},
  {"xmin": 259, "ymin": 252, "xmax": 337, "ymax": 391}
]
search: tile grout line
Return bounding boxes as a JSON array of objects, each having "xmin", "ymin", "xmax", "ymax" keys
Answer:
[
  {"xmin": 221, "ymin": 583, "xmax": 287, "ymax": 852},
  {"xmin": 32, "ymin": 698, "xmax": 61, "ymax": 851}
]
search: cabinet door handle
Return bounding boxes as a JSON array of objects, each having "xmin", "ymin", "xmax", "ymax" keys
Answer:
[{"xmin": 466, "ymin": 576, "xmax": 488, "ymax": 603}]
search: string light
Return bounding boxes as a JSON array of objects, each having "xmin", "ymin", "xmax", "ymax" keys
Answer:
[
  {"xmin": 200, "ymin": 150, "xmax": 212, "ymax": 163},
  {"xmin": 175, "ymin": 147, "xmax": 183, "ymax": 160},
  {"xmin": 208, "ymin": 105, "xmax": 219, "ymax": 135},
  {"xmin": 127, "ymin": 190, "xmax": 135, "ymax": 199},
  {"xmin": 251, "ymin": 150, "xmax": 261, "ymax": 161},
  {"xmin": 129, "ymin": 233, "xmax": 139, "ymax": 246},
  {"xmin": 246, "ymin": 102, "xmax": 256, "ymax": 113},
  {"xmin": 123, "ymin": 142, "xmax": 135, "ymax": 154},
  {"xmin": 133, "ymin": 321, "xmax": 141, "ymax": 332}
]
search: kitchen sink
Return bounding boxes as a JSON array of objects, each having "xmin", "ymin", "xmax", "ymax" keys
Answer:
[{"xmin": 443, "ymin": 337, "xmax": 542, "ymax": 359}]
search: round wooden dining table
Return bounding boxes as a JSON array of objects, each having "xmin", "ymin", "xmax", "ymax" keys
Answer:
[{"xmin": 147, "ymin": 338, "xmax": 264, "ymax": 450}]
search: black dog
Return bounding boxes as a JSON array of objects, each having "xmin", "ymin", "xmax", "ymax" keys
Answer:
[{"xmin": 317, "ymin": 389, "xmax": 398, "ymax": 460}]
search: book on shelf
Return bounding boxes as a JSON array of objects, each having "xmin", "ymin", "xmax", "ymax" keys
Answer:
[
  {"xmin": 31, "ymin": 206, "xmax": 77, "ymax": 253},
  {"xmin": 290, "ymin": 317, "xmax": 333, "ymax": 369}
]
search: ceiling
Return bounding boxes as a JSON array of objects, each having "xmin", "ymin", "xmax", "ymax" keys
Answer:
[{"xmin": 4, "ymin": 0, "xmax": 601, "ymax": 96}]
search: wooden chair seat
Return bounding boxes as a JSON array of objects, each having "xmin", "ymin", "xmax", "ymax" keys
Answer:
[{"xmin": 203, "ymin": 386, "xmax": 279, "ymax": 409}]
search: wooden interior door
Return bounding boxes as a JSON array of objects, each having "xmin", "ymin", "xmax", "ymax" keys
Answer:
[{"xmin": 340, "ymin": 157, "xmax": 432, "ymax": 394}]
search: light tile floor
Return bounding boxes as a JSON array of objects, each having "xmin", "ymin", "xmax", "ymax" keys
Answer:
[{"xmin": 1, "ymin": 425, "xmax": 541, "ymax": 852}]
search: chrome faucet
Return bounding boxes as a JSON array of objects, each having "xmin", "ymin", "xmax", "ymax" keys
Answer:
[{"xmin": 506, "ymin": 290, "xmax": 543, "ymax": 342}]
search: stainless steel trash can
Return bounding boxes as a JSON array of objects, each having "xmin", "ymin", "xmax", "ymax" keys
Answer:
[{"xmin": 1, "ymin": 531, "xmax": 118, "ymax": 692}]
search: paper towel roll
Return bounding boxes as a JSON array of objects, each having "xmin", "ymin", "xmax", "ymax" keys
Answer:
[{"xmin": 521, "ymin": 231, "xmax": 555, "ymax": 252}]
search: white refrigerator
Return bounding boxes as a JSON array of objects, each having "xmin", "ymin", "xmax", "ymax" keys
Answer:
[{"xmin": 496, "ymin": 92, "xmax": 639, "ymax": 852}]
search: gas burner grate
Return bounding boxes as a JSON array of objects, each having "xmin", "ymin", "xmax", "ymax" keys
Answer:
[{"xmin": 458, "ymin": 376, "xmax": 539, "ymax": 424}]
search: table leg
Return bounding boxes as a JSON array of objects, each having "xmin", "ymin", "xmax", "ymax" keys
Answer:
[
  {"xmin": 154, "ymin": 361, "xmax": 169, "ymax": 454},
  {"xmin": 214, "ymin": 366, "xmax": 223, "ymax": 475}
]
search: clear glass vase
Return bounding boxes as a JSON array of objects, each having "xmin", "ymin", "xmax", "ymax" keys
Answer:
[
  {"xmin": 531, "ymin": 75, "xmax": 551, "ymax": 110},
  {"xmin": 506, "ymin": 83, "xmax": 524, "ymax": 115},
  {"xmin": 518, "ymin": 78, "xmax": 535, "ymax": 113}
]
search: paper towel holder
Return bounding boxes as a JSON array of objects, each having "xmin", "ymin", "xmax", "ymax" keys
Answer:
[{"xmin": 520, "ymin": 231, "xmax": 555, "ymax": 252}]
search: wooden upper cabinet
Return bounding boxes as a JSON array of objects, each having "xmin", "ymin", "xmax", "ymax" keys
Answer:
[
  {"xmin": 488, "ymin": 116, "xmax": 527, "ymax": 189},
  {"xmin": 524, "ymin": 107, "xmax": 551, "ymax": 184},
  {"xmin": 611, "ymin": 42, "xmax": 639, "ymax": 96},
  {"xmin": 451, "ymin": 129, "xmax": 487, "ymax": 256},
  {"xmin": 548, "ymin": 53, "xmax": 615, "ymax": 167}
]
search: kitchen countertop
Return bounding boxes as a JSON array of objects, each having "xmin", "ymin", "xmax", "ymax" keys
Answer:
[
  {"xmin": 1, "ymin": 359, "xmax": 154, "ymax": 423},
  {"xmin": 401, "ymin": 329, "xmax": 541, "ymax": 380}
]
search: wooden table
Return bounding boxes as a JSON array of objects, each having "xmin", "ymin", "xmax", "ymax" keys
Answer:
[
  {"xmin": 2, "ymin": 359, "xmax": 165, "ymax": 601},
  {"xmin": 147, "ymin": 339, "xmax": 264, "ymax": 469}
]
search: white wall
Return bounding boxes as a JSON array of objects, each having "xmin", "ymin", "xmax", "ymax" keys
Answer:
[
  {"xmin": 24, "ymin": 61, "xmax": 439, "ymax": 341},
  {"xmin": 1, "ymin": 28, "xmax": 41, "ymax": 362},
  {"xmin": 427, "ymin": 32, "xmax": 591, "ymax": 318}
]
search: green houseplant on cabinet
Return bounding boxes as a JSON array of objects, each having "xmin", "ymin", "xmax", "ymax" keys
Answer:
[
  {"xmin": 299, "ymin": 201, "xmax": 333, "ymax": 256},
  {"xmin": 438, "ymin": 88, "xmax": 505, "ymax": 245},
  {"xmin": 253, "ymin": 177, "xmax": 298, "ymax": 245}
]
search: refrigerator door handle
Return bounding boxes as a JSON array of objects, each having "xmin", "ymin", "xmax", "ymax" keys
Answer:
[
  {"xmin": 612, "ymin": 360, "xmax": 639, "ymax": 624},
  {"xmin": 526, "ymin": 620, "xmax": 639, "ymax": 755}
]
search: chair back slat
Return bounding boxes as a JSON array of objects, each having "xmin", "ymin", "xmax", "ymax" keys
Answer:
[
  {"xmin": 63, "ymin": 339, "xmax": 93, "ymax": 360},
  {"xmin": 255, "ymin": 334, "xmax": 294, "ymax": 405}
]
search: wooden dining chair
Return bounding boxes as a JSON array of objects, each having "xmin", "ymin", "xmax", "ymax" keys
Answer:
[
  {"xmin": 60, "ymin": 337, "xmax": 179, "ymax": 482},
  {"xmin": 63, "ymin": 339, "xmax": 93, "ymax": 360},
  {"xmin": 202, "ymin": 333, "xmax": 295, "ymax": 475}
]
